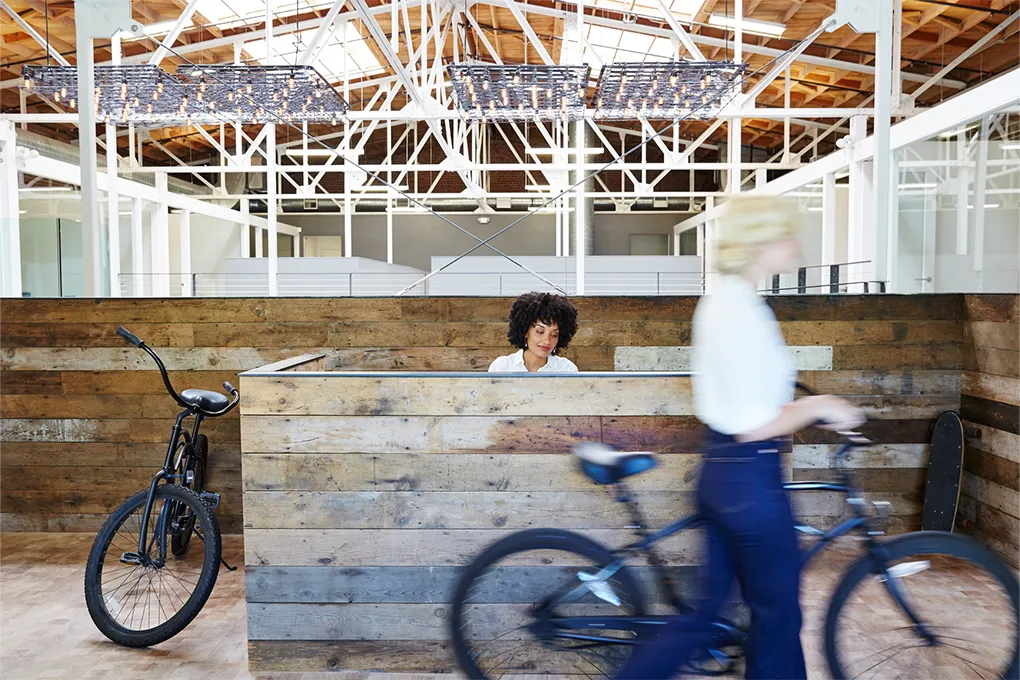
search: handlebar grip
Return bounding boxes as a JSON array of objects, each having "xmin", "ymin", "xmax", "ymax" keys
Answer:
[
  {"xmin": 223, "ymin": 381, "xmax": 237, "ymax": 394},
  {"xmin": 116, "ymin": 326, "xmax": 144, "ymax": 347}
]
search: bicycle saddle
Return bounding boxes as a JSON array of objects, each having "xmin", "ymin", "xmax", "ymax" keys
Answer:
[
  {"xmin": 573, "ymin": 443, "xmax": 657, "ymax": 485},
  {"xmin": 180, "ymin": 389, "xmax": 229, "ymax": 412}
]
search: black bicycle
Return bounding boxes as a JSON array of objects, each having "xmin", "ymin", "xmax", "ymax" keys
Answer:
[
  {"xmin": 83, "ymin": 326, "xmax": 239, "ymax": 647},
  {"xmin": 450, "ymin": 425, "xmax": 1019, "ymax": 679}
]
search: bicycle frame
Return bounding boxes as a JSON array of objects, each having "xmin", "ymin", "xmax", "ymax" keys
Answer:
[
  {"xmin": 135, "ymin": 407, "xmax": 204, "ymax": 559},
  {"xmin": 542, "ymin": 442, "xmax": 897, "ymax": 643}
]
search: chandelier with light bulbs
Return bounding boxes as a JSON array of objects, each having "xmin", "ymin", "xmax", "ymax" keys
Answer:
[
  {"xmin": 21, "ymin": 64, "xmax": 350, "ymax": 126},
  {"xmin": 592, "ymin": 61, "xmax": 746, "ymax": 120},
  {"xmin": 447, "ymin": 64, "xmax": 591, "ymax": 122}
]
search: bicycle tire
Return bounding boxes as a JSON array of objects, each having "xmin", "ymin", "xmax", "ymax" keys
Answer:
[
  {"xmin": 449, "ymin": 528, "xmax": 646, "ymax": 679},
  {"xmin": 171, "ymin": 434, "xmax": 207, "ymax": 557},
  {"xmin": 84, "ymin": 484, "xmax": 221, "ymax": 647},
  {"xmin": 824, "ymin": 531, "xmax": 1019, "ymax": 680}
]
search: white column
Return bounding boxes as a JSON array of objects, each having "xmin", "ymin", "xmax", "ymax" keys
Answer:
[
  {"xmin": 755, "ymin": 168, "xmax": 767, "ymax": 189},
  {"xmin": 0, "ymin": 121, "xmax": 21, "ymax": 298},
  {"xmin": 386, "ymin": 195, "xmax": 394, "ymax": 264},
  {"xmin": 956, "ymin": 134, "xmax": 970, "ymax": 254},
  {"xmin": 886, "ymin": 150, "xmax": 900, "ymax": 292},
  {"xmin": 872, "ymin": 0, "xmax": 893, "ymax": 287},
  {"xmin": 152, "ymin": 173, "xmax": 170, "ymax": 296},
  {"xmin": 973, "ymin": 117, "xmax": 990, "ymax": 279},
  {"xmin": 240, "ymin": 198, "xmax": 250, "ymax": 257},
  {"xmin": 106, "ymin": 33, "xmax": 122, "ymax": 297},
  {"xmin": 729, "ymin": 0, "xmax": 742, "ymax": 192},
  {"xmin": 75, "ymin": 0, "xmax": 101, "ymax": 297},
  {"xmin": 255, "ymin": 224, "xmax": 264, "ymax": 257},
  {"xmin": 179, "ymin": 209, "xmax": 192, "ymax": 296},
  {"xmin": 130, "ymin": 197, "xmax": 143, "ymax": 296},
  {"xmin": 921, "ymin": 171, "xmax": 936, "ymax": 293},
  {"xmin": 574, "ymin": 118, "xmax": 586, "ymax": 295},
  {"xmin": 892, "ymin": 0, "xmax": 903, "ymax": 110},
  {"xmin": 847, "ymin": 115, "xmax": 871, "ymax": 285},
  {"xmin": 703, "ymin": 196, "xmax": 716, "ymax": 293},
  {"xmin": 266, "ymin": 126, "xmax": 278, "ymax": 295},
  {"xmin": 822, "ymin": 173, "xmax": 837, "ymax": 267}
]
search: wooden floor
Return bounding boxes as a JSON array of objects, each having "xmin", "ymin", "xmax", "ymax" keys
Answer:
[{"xmin": 0, "ymin": 532, "xmax": 1013, "ymax": 679}]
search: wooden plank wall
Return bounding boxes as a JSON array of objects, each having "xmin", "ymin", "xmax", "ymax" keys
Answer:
[
  {"xmin": 959, "ymin": 295, "xmax": 1020, "ymax": 568},
  {"xmin": 1, "ymin": 294, "xmax": 965, "ymax": 539}
]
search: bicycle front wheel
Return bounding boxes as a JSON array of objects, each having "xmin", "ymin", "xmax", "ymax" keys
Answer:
[
  {"xmin": 449, "ymin": 528, "xmax": 646, "ymax": 679},
  {"xmin": 84, "ymin": 484, "xmax": 221, "ymax": 647},
  {"xmin": 825, "ymin": 531, "xmax": 1019, "ymax": 680}
]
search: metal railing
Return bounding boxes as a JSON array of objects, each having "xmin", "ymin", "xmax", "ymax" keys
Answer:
[{"xmin": 760, "ymin": 261, "xmax": 887, "ymax": 295}]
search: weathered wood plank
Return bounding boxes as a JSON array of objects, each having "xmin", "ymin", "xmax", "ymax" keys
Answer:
[
  {"xmin": 960, "ymin": 395, "xmax": 1020, "ymax": 435},
  {"xmin": 244, "ymin": 565, "xmax": 700, "ymax": 604},
  {"xmin": 243, "ymin": 529, "xmax": 702, "ymax": 567},
  {"xmin": 241, "ymin": 416, "xmax": 603, "ymax": 454},
  {"xmin": 326, "ymin": 347, "xmax": 506, "ymax": 371},
  {"xmin": 244, "ymin": 353, "xmax": 328, "ymax": 374},
  {"xmin": 832, "ymin": 345, "xmax": 962, "ymax": 371},
  {"xmin": 246, "ymin": 639, "xmax": 456, "ymax": 673},
  {"xmin": 792, "ymin": 444, "xmax": 929, "ymax": 469},
  {"xmin": 57, "ymin": 370, "xmax": 242, "ymax": 395},
  {"xmin": 0, "ymin": 441, "xmax": 240, "ymax": 469},
  {"xmin": 0, "ymin": 488, "xmax": 242, "ymax": 515},
  {"xmin": 0, "ymin": 371, "xmax": 62, "ymax": 395},
  {"xmin": 958, "ymin": 495, "xmax": 1019, "ymax": 568},
  {"xmin": 242, "ymin": 490, "xmax": 693, "ymax": 530},
  {"xmin": 964, "ymin": 421, "xmax": 1020, "ymax": 463},
  {"xmin": 797, "ymin": 370, "xmax": 960, "ymax": 396},
  {"xmin": 192, "ymin": 323, "xmax": 330, "ymax": 347},
  {"xmin": 0, "ymin": 511, "xmax": 243, "ymax": 534},
  {"xmin": 768, "ymin": 295, "xmax": 963, "ymax": 321},
  {"xmin": 962, "ymin": 346, "xmax": 1020, "ymax": 379},
  {"xmin": 0, "ymin": 394, "xmax": 241, "ymax": 420},
  {"xmin": 1, "ymin": 347, "xmax": 317, "ymax": 372},
  {"xmin": 0, "ymin": 418, "xmax": 131, "ymax": 443},
  {"xmin": 0, "ymin": 298, "xmax": 406, "ymax": 323},
  {"xmin": 791, "ymin": 468, "xmax": 926, "ymax": 493},
  {"xmin": 961, "ymin": 472, "xmax": 1020, "ymax": 519},
  {"xmin": 965, "ymin": 322, "xmax": 1020, "ymax": 352},
  {"xmin": 0, "ymin": 323, "xmax": 195, "ymax": 347},
  {"xmin": 964, "ymin": 446, "xmax": 1020, "ymax": 492},
  {"xmin": 779, "ymin": 321, "xmax": 962, "ymax": 346},
  {"xmin": 241, "ymin": 453, "xmax": 701, "ymax": 493},
  {"xmin": 964, "ymin": 295, "xmax": 1019, "ymax": 324},
  {"xmin": 614, "ymin": 346, "xmax": 833, "ymax": 371},
  {"xmin": 962, "ymin": 372, "xmax": 1020, "ymax": 407},
  {"xmin": 239, "ymin": 376, "xmax": 693, "ymax": 417},
  {"xmin": 0, "ymin": 465, "xmax": 241, "ymax": 492}
]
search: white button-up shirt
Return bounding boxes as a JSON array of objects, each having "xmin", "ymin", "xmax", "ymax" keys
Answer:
[
  {"xmin": 488, "ymin": 349, "xmax": 579, "ymax": 373},
  {"xmin": 692, "ymin": 275, "xmax": 796, "ymax": 435}
]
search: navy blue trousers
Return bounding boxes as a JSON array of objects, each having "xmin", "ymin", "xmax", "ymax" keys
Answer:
[{"xmin": 615, "ymin": 431, "xmax": 807, "ymax": 680}]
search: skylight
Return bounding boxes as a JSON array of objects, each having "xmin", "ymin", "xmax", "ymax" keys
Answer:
[
  {"xmin": 243, "ymin": 22, "xmax": 386, "ymax": 83},
  {"xmin": 587, "ymin": 0, "xmax": 708, "ymax": 21}
]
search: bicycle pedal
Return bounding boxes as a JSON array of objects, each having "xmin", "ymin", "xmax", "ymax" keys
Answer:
[{"xmin": 199, "ymin": 491, "xmax": 221, "ymax": 509}]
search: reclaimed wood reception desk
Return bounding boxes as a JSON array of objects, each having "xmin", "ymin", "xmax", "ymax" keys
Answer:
[{"xmin": 238, "ymin": 355, "xmax": 948, "ymax": 673}]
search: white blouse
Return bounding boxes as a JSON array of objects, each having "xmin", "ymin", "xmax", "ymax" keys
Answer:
[
  {"xmin": 691, "ymin": 275, "xmax": 796, "ymax": 435},
  {"xmin": 488, "ymin": 349, "xmax": 579, "ymax": 373}
]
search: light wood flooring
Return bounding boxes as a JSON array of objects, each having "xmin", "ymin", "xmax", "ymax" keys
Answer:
[{"xmin": 1, "ymin": 532, "xmax": 1014, "ymax": 679}]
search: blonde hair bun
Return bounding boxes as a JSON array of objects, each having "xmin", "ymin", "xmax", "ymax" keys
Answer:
[{"xmin": 715, "ymin": 195, "xmax": 803, "ymax": 275}]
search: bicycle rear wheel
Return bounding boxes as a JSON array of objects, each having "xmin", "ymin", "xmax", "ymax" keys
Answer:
[
  {"xmin": 825, "ymin": 531, "xmax": 1019, "ymax": 680},
  {"xmin": 171, "ymin": 433, "xmax": 207, "ymax": 557},
  {"xmin": 84, "ymin": 484, "xmax": 221, "ymax": 647},
  {"xmin": 449, "ymin": 528, "xmax": 646, "ymax": 679}
]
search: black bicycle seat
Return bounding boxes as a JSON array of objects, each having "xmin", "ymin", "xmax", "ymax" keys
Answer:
[
  {"xmin": 573, "ymin": 443, "xmax": 657, "ymax": 485},
  {"xmin": 180, "ymin": 389, "xmax": 229, "ymax": 412}
]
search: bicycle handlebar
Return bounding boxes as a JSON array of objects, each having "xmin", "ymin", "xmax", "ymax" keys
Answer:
[
  {"xmin": 116, "ymin": 326, "xmax": 143, "ymax": 347},
  {"xmin": 117, "ymin": 326, "xmax": 239, "ymax": 416}
]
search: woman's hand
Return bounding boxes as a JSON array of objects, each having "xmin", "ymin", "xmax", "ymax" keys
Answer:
[{"xmin": 811, "ymin": 395, "xmax": 866, "ymax": 431}]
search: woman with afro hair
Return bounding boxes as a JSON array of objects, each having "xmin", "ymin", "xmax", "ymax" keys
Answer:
[{"xmin": 488, "ymin": 292, "xmax": 579, "ymax": 372}]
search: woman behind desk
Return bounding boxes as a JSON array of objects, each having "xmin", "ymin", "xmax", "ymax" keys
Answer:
[{"xmin": 488, "ymin": 292, "xmax": 579, "ymax": 373}]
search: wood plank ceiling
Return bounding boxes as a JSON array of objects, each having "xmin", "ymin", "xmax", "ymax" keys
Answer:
[{"xmin": 2, "ymin": 0, "xmax": 1017, "ymax": 167}]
